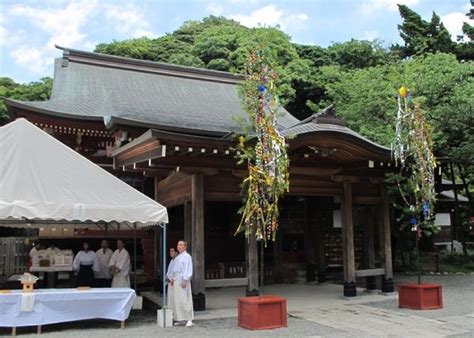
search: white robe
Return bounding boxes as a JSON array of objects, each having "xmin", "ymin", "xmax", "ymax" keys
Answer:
[
  {"xmin": 109, "ymin": 248, "xmax": 131, "ymax": 288},
  {"xmin": 95, "ymin": 248, "xmax": 113, "ymax": 279},
  {"xmin": 29, "ymin": 247, "xmax": 39, "ymax": 268},
  {"xmin": 166, "ymin": 258, "xmax": 176, "ymax": 312},
  {"xmin": 169, "ymin": 251, "xmax": 194, "ymax": 321},
  {"xmin": 73, "ymin": 250, "xmax": 99, "ymax": 274}
]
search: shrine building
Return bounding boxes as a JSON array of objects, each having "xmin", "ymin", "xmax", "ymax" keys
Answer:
[{"xmin": 6, "ymin": 46, "xmax": 396, "ymax": 310}]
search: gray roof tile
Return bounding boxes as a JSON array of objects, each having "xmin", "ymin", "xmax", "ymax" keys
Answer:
[{"xmin": 10, "ymin": 49, "xmax": 299, "ymax": 135}]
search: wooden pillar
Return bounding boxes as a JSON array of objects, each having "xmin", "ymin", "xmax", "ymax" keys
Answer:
[
  {"xmin": 342, "ymin": 181, "xmax": 356, "ymax": 297},
  {"xmin": 363, "ymin": 206, "xmax": 376, "ymax": 290},
  {"xmin": 191, "ymin": 174, "xmax": 205, "ymax": 310},
  {"xmin": 380, "ymin": 184, "xmax": 394, "ymax": 292},
  {"xmin": 246, "ymin": 233, "xmax": 259, "ymax": 296},
  {"xmin": 303, "ymin": 199, "xmax": 315, "ymax": 282},
  {"xmin": 315, "ymin": 209, "xmax": 326, "ymax": 283},
  {"xmin": 184, "ymin": 202, "xmax": 192, "ymax": 253}
]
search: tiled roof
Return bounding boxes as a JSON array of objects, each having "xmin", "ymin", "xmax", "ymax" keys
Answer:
[{"xmin": 7, "ymin": 47, "xmax": 299, "ymax": 136}]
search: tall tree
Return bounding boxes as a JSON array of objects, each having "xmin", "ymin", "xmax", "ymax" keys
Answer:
[{"xmin": 397, "ymin": 5, "xmax": 455, "ymax": 57}]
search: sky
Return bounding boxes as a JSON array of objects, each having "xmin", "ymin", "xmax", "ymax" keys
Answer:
[{"xmin": 0, "ymin": 0, "xmax": 471, "ymax": 83}]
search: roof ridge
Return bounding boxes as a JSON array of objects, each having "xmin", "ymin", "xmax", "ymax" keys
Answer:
[{"xmin": 56, "ymin": 45, "xmax": 245, "ymax": 84}]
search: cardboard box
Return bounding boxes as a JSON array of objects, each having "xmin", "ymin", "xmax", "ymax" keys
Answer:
[
  {"xmin": 61, "ymin": 228, "xmax": 73, "ymax": 237},
  {"xmin": 38, "ymin": 228, "xmax": 51, "ymax": 237}
]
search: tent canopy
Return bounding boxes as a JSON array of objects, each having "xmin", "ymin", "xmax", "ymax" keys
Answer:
[{"xmin": 0, "ymin": 118, "xmax": 168, "ymax": 227}]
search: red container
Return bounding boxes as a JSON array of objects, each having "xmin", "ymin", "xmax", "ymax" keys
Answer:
[
  {"xmin": 238, "ymin": 294, "xmax": 287, "ymax": 330},
  {"xmin": 398, "ymin": 283, "xmax": 443, "ymax": 310}
]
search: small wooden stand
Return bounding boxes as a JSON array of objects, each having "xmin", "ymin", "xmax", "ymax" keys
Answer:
[
  {"xmin": 399, "ymin": 283, "xmax": 443, "ymax": 310},
  {"xmin": 238, "ymin": 295, "xmax": 287, "ymax": 330}
]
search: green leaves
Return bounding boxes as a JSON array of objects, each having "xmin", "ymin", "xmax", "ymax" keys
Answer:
[
  {"xmin": 0, "ymin": 77, "xmax": 52, "ymax": 125},
  {"xmin": 397, "ymin": 4, "xmax": 456, "ymax": 58}
]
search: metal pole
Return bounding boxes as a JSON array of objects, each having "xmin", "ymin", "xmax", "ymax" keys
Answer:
[
  {"xmin": 260, "ymin": 239, "xmax": 264, "ymax": 296},
  {"xmin": 416, "ymin": 230, "xmax": 421, "ymax": 285},
  {"xmin": 133, "ymin": 223, "xmax": 137, "ymax": 290},
  {"xmin": 162, "ymin": 223, "xmax": 167, "ymax": 307},
  {"xmin": 162, "ymin": 223, "xmax": 168, "ymax": 326}
]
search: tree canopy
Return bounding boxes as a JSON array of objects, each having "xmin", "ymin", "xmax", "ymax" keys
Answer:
[{"xmin": 0, "ymin": 77, "xmax": 52, "ymax": 125}]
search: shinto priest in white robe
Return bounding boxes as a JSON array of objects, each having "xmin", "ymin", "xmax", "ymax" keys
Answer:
[
  {"xmin": 168, "ymin": 250, "xmax": 194, "ymax": 321},
  {"xmin": 166, "ymin": 256, "xmax": 176, "ymax": 313},
  {"xmin": 109, "ymin": 248, "xmax": 131, "ymax": 288}
]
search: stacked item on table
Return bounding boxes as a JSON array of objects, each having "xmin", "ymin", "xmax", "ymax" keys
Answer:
[{"xmin": 34, "ymin": 249, "xmax": 73, "ymax": 268}]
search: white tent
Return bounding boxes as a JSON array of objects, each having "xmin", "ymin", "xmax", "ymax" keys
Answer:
[{"xmin": 0, "ymin": 118, "xmax": 168, "ymax": 226}]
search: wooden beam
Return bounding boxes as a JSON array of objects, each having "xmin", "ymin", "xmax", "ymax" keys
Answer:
[
  {"xmin": 115, "ymin": 144, "xmax": 166, "ymax": 167},
  {"xmin": 205, "ymin": 278, "xmax": 248, "ymax": 288},
  {"xmin": 156, "ymin": 173, "xmax": 192, "ymax": 207},
  {"xmin": 150, "ymin": 156, "xmax": 240, "ymax": 170},
  {"xmin": 355, "ymin": 268, "xmax": 385, "ymax": 277},
  {"xmin": 353, "ymin": 196, "xmax": 380, "ymax": 205},
  {"xmin": 290, "ymin": 166, "xmax": 343, "ymax": 176},
  {"xmin": 332, "ymin": 175, "xmax": 361, "ymax": 183},
  {"xmin": 204, "ymin": 192, "xmax": 240, "ymax": 201}
]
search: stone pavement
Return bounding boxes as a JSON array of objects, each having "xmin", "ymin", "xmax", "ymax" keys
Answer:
[
  {"xmin": 6, "ymin": 274, "xmax": 474, "ymax": 337},
  {"xmin": 291, "ymin": 304, "xmax": 472, "ymax": 337},
  {"xmin": 197, "ymin": 277, "xmax": 474, "ymax": 337}
]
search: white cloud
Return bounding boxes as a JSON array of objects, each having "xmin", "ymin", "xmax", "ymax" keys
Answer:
[
  {"xmin": 441, "ymin": 12, "xmax": 469, "ymax": 41},
  {"xmin": 360, "ymin": 0, "xmax": 420, "ymax": 14},
  {"xmin": 4, "ymin": 0, "xmax": 160, "ymax": 75},
  {"xmin": 364, "ymin": 30, "xmax": 379, "ymax": 41},
  {"xmin": 207, "ymin": 3, "xmax": 224, "ymax": 16},
  {"xmin": 7, "ymin": 0, "xmax": 99, "ymax": 73},
  {"xmin": 103, "ymin": 3, "xmax": 157, "ymax": 38},
  {"xmin": 231, "ymin": 5, "xmax": 308, "ymax": 30},
  {"xmin": 10, "ymin": 47, "xmax": 45, "ymax": 72}
]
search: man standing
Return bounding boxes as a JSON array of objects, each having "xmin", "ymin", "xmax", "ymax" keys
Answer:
[
  {"xmin": 95, "ymin": 240, "xmax": 113, "ymax": 287},
  {"xmin": 166, "ymin": 247, "xmax": 178, "ymax": 313},
  {"xmin": 109, "ymin": 240, "xmax": 131, "ymax": 288},
  {"xmin": 169, "ymin": 240, "xmax": 194, "ymax": 327}
]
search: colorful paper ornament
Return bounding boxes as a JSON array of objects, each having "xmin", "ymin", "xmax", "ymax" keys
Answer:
[
  {"xmin": 235, "ymin": 51, "xmax": 290, "ymax": 246},
  {"xmin": 399, "ymin": 86, "xmax": 408, "ymax": 98},
  {"xmin": 392, "ymin": 87, "xmax": 437, "ymax": 235}
]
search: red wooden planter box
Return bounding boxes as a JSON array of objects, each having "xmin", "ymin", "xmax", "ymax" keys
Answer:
[
  {"xmin": 238, "ymin": 294, "xmax": 287, "ymax": 330},
  {"xmin": 398, "ymin": 283, "xmax": 443, "ymax": 310}
]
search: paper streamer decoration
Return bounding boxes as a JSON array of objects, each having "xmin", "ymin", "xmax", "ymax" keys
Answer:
[{"xmin": 235, "ymin": 50, "xmax": 290, "ymax": 246}]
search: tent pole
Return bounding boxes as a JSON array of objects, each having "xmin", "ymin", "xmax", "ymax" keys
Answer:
[
  {"xmin": 133, "ymin": 223, "xmax": 137, "ymax": 291},
  {"xmin": 162, "ymin": 223, "xmax": 167, "ymax": 307},
  {"xmin": 161, "ymin": 223, "xmax": 168, "ymax": 326}
]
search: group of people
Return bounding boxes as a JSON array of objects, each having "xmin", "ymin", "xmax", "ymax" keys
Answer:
[
  {"xmin": 166, "ymin": 240, "xmax": 194, "ymax": 327},
  {"xmin": 31, "ymin": 238, "xmax": 195, "ymax": 327},
  {"xmin": 73, "ymin": 240, "xmax": 131, "ymax": 288}
]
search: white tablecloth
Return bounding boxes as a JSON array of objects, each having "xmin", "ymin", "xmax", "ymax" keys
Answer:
[{"xmin": 0, "ymin": 288, "xmax": 136, "ymax": 327}]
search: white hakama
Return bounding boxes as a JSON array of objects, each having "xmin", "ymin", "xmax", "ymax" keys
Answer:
[
  {"xmin": 169, "ymin": 251, "xmax": 194, "ymax": 322},
  {"xmin": 109, "ymin": 248, "xmax": 131, "ymax": 288},
  {"xmin": 166, "ymin": 258, "xmax": 176, "ymax": 312}
]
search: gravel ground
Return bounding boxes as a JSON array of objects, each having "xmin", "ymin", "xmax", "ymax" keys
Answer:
[
  {"xmin": 365, "ymin": 274, "xmax": 474, "ymax": 319},
  {"xmin": 2, "ymin": 274, "xmax": 473, "ymax": 337},
  {"xmin": 1, "ymin": 314, "xmax": 347, "ymax": 337}
]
